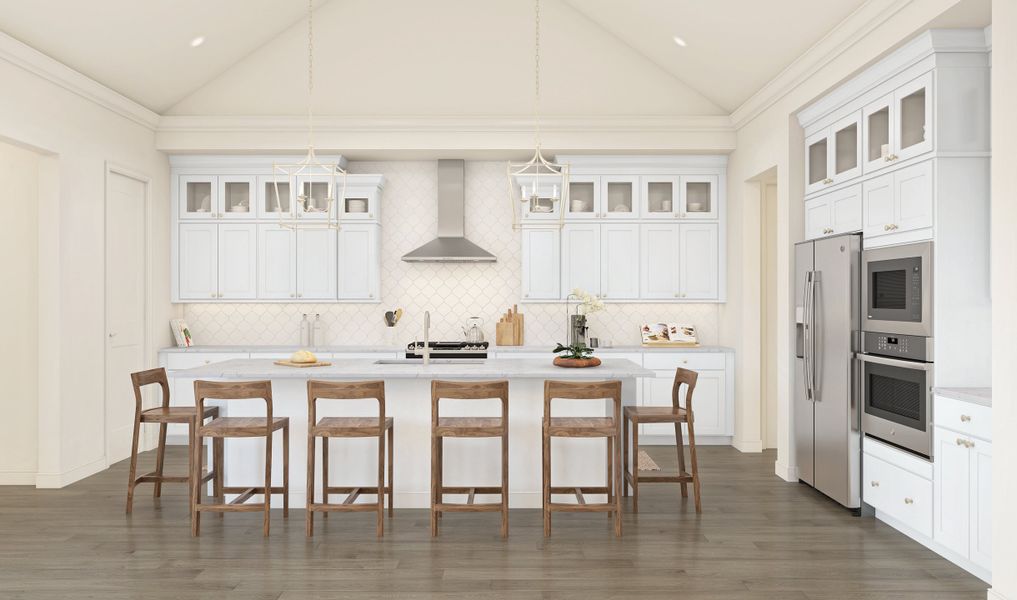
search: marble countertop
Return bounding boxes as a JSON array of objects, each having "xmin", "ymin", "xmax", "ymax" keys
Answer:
[
  {"xmin": 934, "ymin": 387, "xmax": 992, "ymax": 408},
  {"xmin": 171, "ymin": 358, "xmax": 655, "ymax": 380},
  {"xmin": 160, "ymin": 344, "xmax": 734, "ymax": 354}
]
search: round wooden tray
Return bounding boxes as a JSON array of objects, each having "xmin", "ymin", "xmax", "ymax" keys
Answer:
[{"xmin": 553, "ymin": 356, "xmax": 602, "ymax": 368}]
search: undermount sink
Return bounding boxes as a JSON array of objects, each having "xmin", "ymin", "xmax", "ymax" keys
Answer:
[{"xmin": 374, "ymin": 358, "xmax": 486, "ymax": 365}]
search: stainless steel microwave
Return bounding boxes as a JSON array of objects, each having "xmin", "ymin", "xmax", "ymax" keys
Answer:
[{"xmin": 862, "ymin": 241, "xmax": 933, "ymax": 337}]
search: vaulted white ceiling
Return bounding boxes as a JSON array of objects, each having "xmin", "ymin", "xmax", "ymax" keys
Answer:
[{"xmin": 0, "ymin": 0, "xmax": 986, "ymax": 118}]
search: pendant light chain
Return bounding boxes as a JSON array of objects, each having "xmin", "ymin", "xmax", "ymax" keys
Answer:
[
  {"xmin": 306, "ymin": 0, "xmax": 315, "ymax": 151},
  {"xmin": 533, "ymin": 0, "xmax": 541, "ymax": 150}
]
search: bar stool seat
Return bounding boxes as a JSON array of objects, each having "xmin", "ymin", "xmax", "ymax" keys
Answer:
[
  {"xmin": 436, "ymin": 417, "xmax": 503, "ymax": 436},
  {"xmin": 315, "ymin": 416, "xmax": 393, "ymax": 437},
  {"xmin": 201, "ymin": 416, "xmax": 289, "ymax": 437},
  {"xmin": 623, "ymin": 406, "xmax": 686, "ymax": 422},
  {"xmin": 140, "ymin": 406, "xmax": 219, "ymax": 422},
  {"xmin": 547, "ymin": 417, "xmax": 616, "ymax": 436}
]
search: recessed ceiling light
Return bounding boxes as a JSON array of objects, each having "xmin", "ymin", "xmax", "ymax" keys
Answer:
[
  {"xmin": 672, "ymin": 35, "xmax": 687, "ymax": 47},
  {"xmin": 190, "ymin": 36, "xmax": 205, "ymax": 48}
]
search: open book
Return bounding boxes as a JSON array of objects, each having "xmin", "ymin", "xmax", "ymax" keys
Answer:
[{"xmin": 640, "ymin": 323, "xmax": 698, "ymax": 345}]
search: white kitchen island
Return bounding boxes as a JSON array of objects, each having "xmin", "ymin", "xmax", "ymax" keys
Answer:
[{"xmin": 171, "ymin": 358, "xmax": 653, "ymax": 509}]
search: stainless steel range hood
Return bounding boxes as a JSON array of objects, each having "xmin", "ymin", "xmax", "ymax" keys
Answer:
[{"xmin": 401, "ymin": 160, "xmax": 496, "ymax": 263}]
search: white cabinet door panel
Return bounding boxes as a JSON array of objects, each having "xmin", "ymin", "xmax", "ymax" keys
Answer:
[
  {"xmin": 933, "ymin": 426, "xmax": 970, "ymax": 557},
  {"xmin": 831, "ymin": 185, "xmax": 863, "ymax": 234},
  {"xmin": 862, "ymin": 172, "xmax": 894, "ymax": 238},
  {"xmin": 969, "ymin": 438, "xmax": 992, "ymax": 570},
  {"xmin": 521, "ymin": 227, "xmax": 560, "ymax": 300},
  {"xmin": 178, "ymin": 224, "xmax": 217, "ymax": 300},
  {"xmin": 678, "ymin": 223, "xmax": 718, "ymax": 300},
  {"xmin": 639, "ymin": 223, "xmax": 679, "ymax": 298},
  {"xmin": 893, "ymin": 72, "xmax": 934, "ymax": 162},
  {"xmin": 805, "ymin": 196, "xmax": 832, "ymax": 240},
  {"xmin": 562, "ymin": 224, "xmax": 601, "ymax": 297},
  {"xmin": 337, "ymin": 224, "xmax": 378, "ymax": 300},
  {"xmin": 894, "ymin": 160, "xmax": 934, "ymax": 234},
  {"xmin": 217, "ymin": 224, "xmax": 257, "ymax": 299},
  {"xmin": 297, "ymin": 228, "xmax": 338, "ymax": 300},
  {"xmin": 600, "ymin": 224, "xmax": 639, "ymax": 300},
  {"xmin": 258, "ymin": 225, "xmax": 296, "ymax": 300},
  {"xmin": 641, "ymin": 370, "xmax": 724, "ymax": 437}
]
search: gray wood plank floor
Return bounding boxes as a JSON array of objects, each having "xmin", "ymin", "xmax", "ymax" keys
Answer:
[{"xmin": 0, "ymin": 446, "xmax": 987, "ymax": 599}]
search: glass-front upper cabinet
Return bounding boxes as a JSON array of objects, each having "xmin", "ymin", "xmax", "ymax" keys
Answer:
[
  {"xmin": 863, "ymin": 72, "xmax": 933, "ymax": 173},
  {"xmin": 564, "ymin": 176, "xmax": 599, "ymax": 219},
  {"xmin": 218, "ymin": 176, "xmax": 255, "ymax": 219},
  {"xmin": 340, "ymin": 184, "xmax": 379, "ymax": 221},
  {"xmin": 295, "ymin": 174, "xmax": 335, "ymax": 220},
  {"xmin": 601, "ymin": 176, "xmax": 639, "ymax": 219},
  {"xmin": 680, "ymin": 175, "xmax": 719, "ymax": 220},
  {"xmin": 805, "ymin": 131, "xmax": 830, "ymax": 195},
  {"xmin": 862, "ymin": 94, "xmax": 893, "ymax": 174},
  {"xmin": 257, "ymin": 175, "xmax": 295, "ymax": 219},
  {"xmin": 641, "ymin": 176, "xmax": 679, "ymax": 220},
  {"xmin": 806, "ymin": 112, "xmax": 861, "ymax": 195},
  {"xmin": 178, "ymin": 175, "xmax": 218, "ymax": 219}
]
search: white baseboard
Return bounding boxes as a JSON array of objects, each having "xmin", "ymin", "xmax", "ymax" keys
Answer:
[
  {"xmin": 988, "ymin": 589, "xmax": 1009, "ymax": 600},
  {"xmin": 35, "ymin": 457, "xmax": 107, "ymax": 489},
  {"xmin": 774, "ymin": 460, "xmax": 799, "ymax": 482},
  {"xmin": 732, "ymin": 438, "xmax": 764, "ymax": 453},
  {"xmin": 0, "ymin": 471, "xmax": 37, "ymax": 485},
  {"xmin": 874, "ymin": 509, "xmax": 991, "ymax": 584}
]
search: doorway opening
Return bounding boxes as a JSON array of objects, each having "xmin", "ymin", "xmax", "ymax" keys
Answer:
[{"xmin": 760, "ymin": 175, "xmax": 778, "ymax": 449}]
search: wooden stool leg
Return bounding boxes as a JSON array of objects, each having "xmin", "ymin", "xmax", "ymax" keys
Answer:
[
  {"xmin": 436, "ymin": 437, "xmax": 443, "ymax": 520},
  {"xmin": 675, "ymin": 421, "xmax": 688, "ymax": 498},
  {"xmin": 631, "ymin": 424, "xmax": 640, "ymax": 513},
  {"xmin": 606, "ymin": 436, "xmax": 613, "ymax": 519},
  {"xmin": 622, "ymin": 416, "xmax": 629, "ymax": 498},
  {"xmin": 322, "ymin": 437, "xmax": 329, "ymax": 519},
  {"xmin": 542, "ymin": 429, "xmax": 551, "ymax": 537},
  {"xmin": 613, "ymin": 432, "xmax": 623, "ymax": 537},
  {"xmin": 153, "ymin": 423, "xmax": 168, "ymax": 498},
  {"xmin": 387, "ymin": 425, "xmax": 394, "ymax": 517},
  {"xmin": 214, "ymin": 437, "xmax": 224, "ymax": 518},
  {"xmin": 190, "ymin": 429, "xmax": 202, "ymax": 537},
  {"xmin": 501, "ymin": 427, "xmax": 509, "ymax": 538},
  {"xmin": 376, "ymin": 431, "xmax": 385, "ymax": 537},
  {"xmin": 306, "ymin": 434, "xmax": 315, "ymax": 537},
  {"xmin": 430, "ymin": 432, "xmax": 439, "ymax": 537},
  {"xmin": 263, "ymin": 431, "xmax": 273, "ymax": 537},
  {"xmin": 688, "ymin": 420, "xmax": 702, "ymax": 513},
  {"xmin": 282, "ymin": 425, "xmax": 290, "ymax": 519},
  {"xmin": 126, "ymin": 414, "xmax": 141, "ymax": 514}
]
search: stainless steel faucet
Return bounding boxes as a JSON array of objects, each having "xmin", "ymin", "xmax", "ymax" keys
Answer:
[{"xmin": 422, "ymin": 311, "xmax": 431, "ymax": 366}]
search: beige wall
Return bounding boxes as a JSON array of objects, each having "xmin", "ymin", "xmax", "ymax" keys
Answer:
[
  {"xmin": 0, "ymin": 141, "xmax": 41, "ymax": 483},
  {"xmin": 0, "ymin": 51, "xmax": 173, "ymax": 487},
  {"xmin": 990, "ymin": 3, "xmax": 1016, "ymax": 598}
]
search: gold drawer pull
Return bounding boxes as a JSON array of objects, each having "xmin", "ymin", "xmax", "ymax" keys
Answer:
[
  {"xmin": 960, "ymin": 415, "xmax": 971, "ymax": 422},
  {"xmin": 956, "ymin": 438, "xmax": 975, "ymax": 449},
  {"xmin": 870, "ymin": 481, "xmax": 879, "ymax": 487},
  {"xmin": 904, "ymin": 498, "xmax": 914, "ymax": 505}
]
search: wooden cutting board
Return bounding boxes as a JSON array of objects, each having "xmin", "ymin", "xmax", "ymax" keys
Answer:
[{"xmin": 273, "ymin": 360, "xmax": 333, "ymax": 368}]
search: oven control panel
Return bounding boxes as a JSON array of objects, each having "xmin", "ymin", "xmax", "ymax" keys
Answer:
[{"xmin": 863, "ymin": 332, "xmax": 932, "ymax": 362}]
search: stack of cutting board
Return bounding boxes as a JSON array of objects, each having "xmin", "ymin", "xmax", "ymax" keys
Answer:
[{"xmin": 495, "ymin": 305, "xmax": 524, "ymax": 346}]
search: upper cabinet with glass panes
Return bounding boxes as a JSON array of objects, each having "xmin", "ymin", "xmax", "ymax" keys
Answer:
[
  {"xmin": 799, "ymin": 31, "xmax": 990, "ymax": 199},
  {"xmin": 339, "ymin": 176, "xmax": 385, "ymax": 221}
]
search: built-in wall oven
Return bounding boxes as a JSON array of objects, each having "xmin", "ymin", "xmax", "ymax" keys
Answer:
[
  {"xmin": 862, "ymin": 241, "xmax": 933, "ymax": 337},
  {"xmin": 860, "ymin": 333, "xmax": 934, "ymax": 458}
]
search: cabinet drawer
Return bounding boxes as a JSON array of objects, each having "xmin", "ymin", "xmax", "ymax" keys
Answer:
[
  {"xmin": 934, "ymin": 395, "xmax": 991, "ymax": 442},
  {"xmin": 164, "ymin": 352, "xmax": 248, "ymax": 370},
  {"xmin": 642, "ymin": 353, "xmax": 726, "ymax": 371},
  {"xmin": 863, "ymin": 451, "xmax": 933, "ymax": 537}
]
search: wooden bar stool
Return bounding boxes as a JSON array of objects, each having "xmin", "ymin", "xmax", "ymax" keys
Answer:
[
  {"xmin": 623, "ymin": 368, "xmax": 702, "ymax": 513},
  {"xmin": 191, "ymin": 380, "xmax": 290, "ymax": 537},
  {"xmin": 305, "ymin": 380, "xmax": 393, "ymax": 537},
  {"xmin": 542, "ymin": 380, "xmax": 623, "ymax": 537},
  {"xmin": 430, "ymin": 380, "xmax": 509, "ymax": 538},
  {"xmin": 126, "ymin": 367, "xmax": 219, "ymax": 515}
]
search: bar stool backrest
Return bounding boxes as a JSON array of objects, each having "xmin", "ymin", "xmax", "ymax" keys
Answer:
[
  {"xmin": 194, "ymin": 380, "xmax": 274, "ymax": 431},
  {"xmin": 307, "ymin": 380, "xmax": 386, "ymax": 427},
  {"xmin": 671, "ymin": 368, "xmax": 699, "ymax": 419},
  {"xmin": 130, "ymin": 367, "xmax": 170, "ymax": 414},
  {"xmin": 543, "ymin": 380, "xmax": 622, "ymax": 423},
  {"xmin": 431, "ymin": 380, "xmax": 509, "ymax": 424}
]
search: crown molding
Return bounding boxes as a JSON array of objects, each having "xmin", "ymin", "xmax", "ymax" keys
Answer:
[
  {"xmin": 730, "ymin": 0, "xmax": 915, "ymax": 130},
  {"xmin": 0, "ymin": 31, "xmax": 160, "ymax": 130}
]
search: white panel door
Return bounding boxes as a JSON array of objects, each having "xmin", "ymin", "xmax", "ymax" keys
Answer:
[
  {"xmin": 297, "ymin": 228, "xmax": 338, "ymax": 300},
  {"xmin": 641, "ymin": 370, "xmax": 724, "ymax": 436},
  {"xmin": 639, "ymin": 223, "xmax": 679, "ymax": 298},
  {"xmin": 561, "ymin": 223, "xmax": 601, "ymax": 297},
  {"xmin": 933, "ymin": 426, "xmax": 970, "ymax": 558},
  {"xmin": 257, "ymin": 225, "xmax": 296, "ymax": 300},
  {"xmin": 862, "ymin": 172, "xmax": 894, "ymax": 239},
  {"xmin": 641, "ymin": 370, "xmax": 676, "ymax": 436},
  {"xmin": 337, "ymin": 223, "xmax": 378, "ymax": 300},
  {"xmin": 678, "ymin": 223, "xmax": 718, "ymax": 299},
  {"xmin": 521, "ymin": 227, "xmax": 560, "ymax": 300},
  {"xmin": 969, "ymin": 438, "xmax": 992, "ymax": 570},
  {"xmin": 178, "ymin": 223, "xmax": 218, "ymax": 300},
  {"xmin": 600, "ymin": 223, "xmax": 639, "ymax": 300},
  {"xmin": 218, "ymin": 224, "xmax": 257, "ymax": 300},
  {"xmin": 804, "ymin": 196, "xmax": 833, "ymax": 240},
  {"xmin": 830, "ymin": 185, "xmax": 863, "ymax": 234},
  {"xmin": 894, "ymin": 160, "xmax": 934, "ymax": 234}
]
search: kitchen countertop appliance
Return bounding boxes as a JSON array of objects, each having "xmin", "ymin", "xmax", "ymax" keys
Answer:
[
  {"xmin": 406, "ymin": 341, "xmax": 489, "ymax": 359},
  {"xmin": 795, "ymin": 233, "xmax": 862, "ymax": 511}
]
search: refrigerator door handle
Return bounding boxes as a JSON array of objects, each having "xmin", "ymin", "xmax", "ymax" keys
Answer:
[
  {"xmin": 811, "ymin": 271, "xmax": 822, "ymax": 403},
  {"xmin": 803, "ymin": 271, "xmax": 815, "ymax": 401}
]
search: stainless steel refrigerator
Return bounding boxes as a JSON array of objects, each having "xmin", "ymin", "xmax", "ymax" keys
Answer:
[{"xmin": 794, "ymin": 233, "xmax": 861, "ymax": 510}]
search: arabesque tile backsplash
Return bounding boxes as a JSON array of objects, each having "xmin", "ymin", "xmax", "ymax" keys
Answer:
[{"xmin": 182, "ymin": 161, "xmax": 719, "ymax": 347}]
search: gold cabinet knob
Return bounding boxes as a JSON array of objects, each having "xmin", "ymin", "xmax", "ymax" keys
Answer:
[
  {"xmin": 870, "ymin": 481, "xmax": 880, "ymax": 487},
  {"xmin": 904, "ymin": 497, "xmax": 914, "ymax": 505},
  {"xmin": 960, "ymin": 414, "xmax": 972, "ymax": 422}
]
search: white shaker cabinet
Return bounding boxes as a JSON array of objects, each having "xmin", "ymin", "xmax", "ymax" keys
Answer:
[
  {"xmin": 804, "ymin": 185, "xmax": 862, "ymax": 240},
  {"xmin": 217, "ymin": 224, "xmax": 258, "ymax": 300},
  {"xmin": 178, "ymin": 175, "xmax": 218, "ymax": 219},
  {"xmin": 337, "ymin": 223, "xmax": 379, "ymax": 300},
  {"xmin": 298, "ymin": 228, "xmax": 338, "ymax": 300},
  {"xmin": 862, "ymin": 73, "xmax": 933, "ymax": 174},
  {"xmin": 257, "ymin": 225, "xmax": 296, "ymax": 299},
  {"xmin": 521, "ymin": 227, "xmax": 560, "ymax": 300},
  {"xmin": 639, "ymin": 223, "xmax": 680, "ymax": 299},
  {"xmin": 178, "ymin": 224, "xmax": 218, "ymax": 300},
  {"xmin": 678, "ymin": 223, "xmax": 719, "ymax": 300},
  {"xmin": 640, "ymin": 352, "xmax": 730, "ymax": 438},
  {"xmin": 599, "ymin": 223, "xmax": 639, "ymax": 300},
  {"xmin": 561, "ymin": 223, "xmax": 601, "ymax": 297},
  {"xmin": 679, "ymin": 175, "xmax": 719, "ymax": 220},
  {"xmin": 862, "ymin": 160, "xmax": 933, "ymax": 241},
  {"xmin": 805, "ymin": 113, "xmax": 862, "ymax": 196}
]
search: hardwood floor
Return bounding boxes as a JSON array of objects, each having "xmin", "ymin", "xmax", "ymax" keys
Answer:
[{"xmin": 0, "ymin": 446, "xmax": 987, "ymax": 599}]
